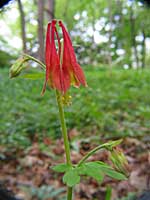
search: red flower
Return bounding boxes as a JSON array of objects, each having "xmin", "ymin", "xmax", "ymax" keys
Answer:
[{"xmin": 42, "ymin": 19, "xmax": 87, "ymax": 94}]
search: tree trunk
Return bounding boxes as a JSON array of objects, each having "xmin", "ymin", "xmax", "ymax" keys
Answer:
[
  {"xmin": 37, "ymin": 0, "xmax": 45, "ymax": 62},
  {"xmin": 141, "ymin": 29, "xmax": 146, "ymax": 68},
  {"xmin": 107, "ymin": 0, "xmax": 113, "ymax": 71},
  {"xmin": 17, "ymin": 0, "xmax": 27, "ymax": 53},
  {"xmin": 130, "ymin": 5, "xmax": 139, "ymax": 68},
  {"xmin": 46, "ymin": 0, "xmax": 55, "ymax": 21}
]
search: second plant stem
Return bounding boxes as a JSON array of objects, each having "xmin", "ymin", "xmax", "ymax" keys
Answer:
[{"xmin": 56, "ymin": 90, "xmax": 73, "ymax": 200}]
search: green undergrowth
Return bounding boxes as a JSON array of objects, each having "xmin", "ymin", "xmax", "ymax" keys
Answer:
[{"xmin": 0, "ymin": 67, "xmax": 150, "ymax": 148}]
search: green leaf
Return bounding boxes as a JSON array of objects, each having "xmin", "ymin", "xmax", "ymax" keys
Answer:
[
  {"xmin": 96, "ymin": 162, "xmax": 127, "ymax": 180},
  {"xmin": 20, "ymin": 73, "xmax": 45, "ymax": 80},
  {"xmin": 52, "ymin": 163, "xmax": 71, "ymax": 173},
  {"xmin": 102, "ymin": 168, "xmax": 127, "ymax": 180},
  {"xmin": 78, "ymin": 162, "xmax": 104, "ymax": 182},
  {"xmin": 79, "ymin": 161, "xmax": 127, "ymax": 181},
  {"xmin": 63, "ymin": 169, "xmax": 80, "ymax": 187},
  {"xmin": 95, "ymin": 161, "xmax": 112, "ymax": 168}
]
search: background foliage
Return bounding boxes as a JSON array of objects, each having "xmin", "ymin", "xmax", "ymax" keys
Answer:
[{"xmin": 1, "ymin": 67, "xmax": 150, "ymax": 148}]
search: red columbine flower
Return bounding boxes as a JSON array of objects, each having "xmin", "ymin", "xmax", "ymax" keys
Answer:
[
  {"xmin": 42, "ymin": 19, "xmax": 87, "ymax": 94},
  {"xmin": 42, "ymin": 20, "xmax": 60, "ymax": 94}
]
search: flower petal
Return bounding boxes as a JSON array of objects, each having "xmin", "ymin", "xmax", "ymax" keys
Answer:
[{"xmin": 59, "ymin": 21, "xmax": 87, "ymax": 87}]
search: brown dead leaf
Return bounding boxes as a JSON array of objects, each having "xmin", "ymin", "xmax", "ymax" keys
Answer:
[
  {"xmin": 43, "ymin": 137, "xmax": 52, "ymax": 146},
  {"xmin": 69, "ymin": 128, "xmax": 80, "ymax": 139},
  {"xmin": 130, "ymin": 170, "xmax": 147, "ymax": 190},
  {"xmin": 19, "ymin": 156, "xmax": 43, "ymax": 167}
]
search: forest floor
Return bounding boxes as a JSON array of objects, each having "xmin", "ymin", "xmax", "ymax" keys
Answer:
[{"xmin": 0, "ymin": 134, "xmax": 149, "ymax": 200}]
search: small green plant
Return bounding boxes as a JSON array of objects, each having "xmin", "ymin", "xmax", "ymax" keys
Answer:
[
  {"xmin": 21, "ymin": 185, "xmax": 66, "ymax": 200},
  {"xmin": 10, "ymin": 19, "xmax": 129, "ymax": 200}
]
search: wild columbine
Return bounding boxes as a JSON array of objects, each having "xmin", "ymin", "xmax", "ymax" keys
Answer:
[
  {"xmin": 10, "ymin": 19, "xmax": 129, "ymax": 200},
  {"xmin": 42, "ymin": 19, "xmax": 87, "ymax": 95}
]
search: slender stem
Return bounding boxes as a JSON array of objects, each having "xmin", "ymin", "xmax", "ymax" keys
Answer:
[
  {"xmin": 55, "ymin": 90, "xmax": 73, "ymax": 200},
  {"xmin": 56, "ymin": 90, "xmax": 71, "ymax": 165},
  {"xmin": 67, "ymin": 187, "xmax": 73, "ymax": 200},
  {"xmin": 23, "ymin": 54, "xmax": 46, "ymax": 70},
  {"xmin": 77, "ymin": 139, "xmax": 122, "ymax": 166},
  {"xmin": 77, "ymin": 144, "xmax": 106, "ymax": 166}
]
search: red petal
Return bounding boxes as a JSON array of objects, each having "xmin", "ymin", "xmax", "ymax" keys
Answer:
[
  {"xmin": 52, "ymin": 64, "xmax": 62, "ymax": 91},
  {"xmin": 42, "ymin": 23, "xmax": 51, "ymax": 95},
  {"xmin": 61, "ymin": 67, "xmax": 71, "ymax": 93},
  {"xmin": 42, "ymin": 20, "xmax": 61, "ymax": 94},
  {"xmin": 59, "ymin": 21, "xmax": 87, "ymax": 87},
  {"xmin": 73, "ymin": 64, "xmax": 87, "ymax": 86}
]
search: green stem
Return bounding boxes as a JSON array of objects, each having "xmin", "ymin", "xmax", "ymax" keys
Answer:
[
  {"xmin": 77, "ymin": 139, "xmax": 122, "ymax": 166},
  {"xmin": 23, "ymin": 54, "xmax": 46, "ymax": 70},
  {"xmin": 67, "ymin": 187, "xmax": 73, "ymax": 200},
  {"xmin": 77, "ymin": 144, "xmax": 105, "ymax": 166},
  {"xmin": 55, "ymin": 90, "xmax": 73, "ymax": 200}
]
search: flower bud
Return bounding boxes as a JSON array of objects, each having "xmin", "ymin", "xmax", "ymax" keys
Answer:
[
  {"xmin": 9, "ymin": 56, "xmax": 28, "ymax": 78},
  {"xmin": 110, "ymin": 147, "xmax": 129, "ymax": 177}
]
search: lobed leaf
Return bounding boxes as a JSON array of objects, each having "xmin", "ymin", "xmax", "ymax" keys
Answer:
[
  {"xmin": 52, "ymin": 163, "xmax": 71, "ymax": 173},
  {"xmin": 78, "ymin": 162, "xmax": 104, "ymax": 182},
  {"xmin": 96, "ymin": 161, "xmax": 127, "ymax": 180},
  {"xmin": 63, "ymin": 169, "xmax": 80, "ymax": 187}
]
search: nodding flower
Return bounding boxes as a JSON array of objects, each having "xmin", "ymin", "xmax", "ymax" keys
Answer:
[{"xmin": 42, "ymin": 19, "xmax": 87, "ymax": 95}]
